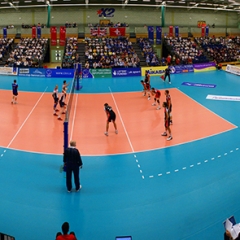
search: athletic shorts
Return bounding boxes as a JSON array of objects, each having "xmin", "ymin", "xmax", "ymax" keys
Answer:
[
  {"xmin": 165, "ymin": 118, "xmax": 170, "ymax": 128},
  {"xmin": 59, "ymin": 101, "xmax": 66, "ymax": 108},
  {"xmin": 13, "ymin": 91, "xmax": 18, "ymax": 96},
  {"xmin": 107, "ymin": 113, "xmax": 116, "ymax": 122}
]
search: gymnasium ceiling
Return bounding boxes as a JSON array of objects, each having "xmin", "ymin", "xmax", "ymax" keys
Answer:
[{"xmin": 1, "ymin": 0, "xmax": 240, "ymax": 12}]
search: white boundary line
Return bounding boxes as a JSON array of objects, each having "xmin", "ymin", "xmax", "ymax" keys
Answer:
[
  {"xmin": 6, "ymin": 87, "xmax": 48, "ymax": 149},
  {"xmin": 109, "ymin": 86, "xmax": 135, "ymax": 153},
  {"xmin": 69, "ymin": 94, "xmax": 78, "ymax": 141}
]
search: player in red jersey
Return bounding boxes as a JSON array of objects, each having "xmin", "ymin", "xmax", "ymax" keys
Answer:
[
  {"xmin": 145, "ymin": 81, "xmax": 151, "ymax": 100},
  {"xmin": 161, "ymin": 102, "xmax": 172, "ymax": 141},
  {"xmin": 151, "ymin": 88, "xmax": 161, "ymax": 110},
  {"xmin": 165, "ymin": 90, "xmax": 172, "ymax": 124},
  {"xmin": 104, "ymin": 103, "xmax": 118, "ymax": 136},
  {"xmin": 145, "ymin": 70, "xmax": 150, "ymax": 84}
]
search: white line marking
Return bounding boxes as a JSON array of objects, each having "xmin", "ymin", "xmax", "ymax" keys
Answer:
[
  {"xmin": 204, "ymin": 160, "xmax": 208, "ymax": 162},
  {"xmin": 218, "ymin": 155, "xmax": 221, "ymax": 158},
  {"xmin": 109, "ymin": 87, "xmax": 135, "ymax": 152},
  {"xmin": 3, "ymin": 150, "xmax": 6, "ymax": 153},
  {"xmin": 136, "ymin": 160, "xmax": 138, "ymax": 163},
  {"xmin": 211, "ymin": 158, "xmax": 215, "ymax": 160},
  {"xmin": 140, "ymin": 170, "xmax": 142, "ymax": 173},
  {"xmin": 182, "ymin": 167, "xmax": 186, "ymax": 170},
  {"xmin": 224, "ymin": 153, "xmax": 227, "ymax": 156},
  {"xmin": 142, "ymin": 176, "xmax": 145, "ymax": 179},
  {"xmin": 190, "ymin": 165, "xmax": 194, "ymax": 168},
  {"xmin": 137, "ymin": 164, "xmax": 141, "ymax": 168},
  {"xmin": 174, "ymin": 169, "xmax": 179, "ymax": 172},
  {"xmin": 69, "ymin": 94, "xmax": 78, "ymax": 141},
  {"xmin": 149, "ymin": 175, "xmax": 154, "ymax": 178},
  {"xmin": 166, "ymin": 171, "xmax": 170, "ymax": 174},
  {"xmin": 158, "ymin": 173, "xmax": 162, "ymax": 176},
  {"xmin": 197, "ymin": 162, "xmax": 201, "ymax": 165},
  {"xmin": 134, "ymin": 155, "xmax": 136, "ymax": 157},
  {"xmin": 1, "ymin": 154, "xmax": 3, "ymax": 157},
  {"xmin": 230, "ymin": 150, "xmax": 233, "ymax": 153},
  {"xmin": 7, "ymin": 87, "xmax": 48, "ymax": 148},
  {"xmin": 236, "ymin": 148, "xmax": 239, "ymax": 151}
]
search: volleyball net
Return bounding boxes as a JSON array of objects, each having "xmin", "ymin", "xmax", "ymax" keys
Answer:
[{"xmin": 63, "ymin": 63, "xmax": 82, "ymax": 150}]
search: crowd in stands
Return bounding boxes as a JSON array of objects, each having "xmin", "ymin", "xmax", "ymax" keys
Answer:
[
  {"xmin": 137, "ymin": 38, "xmax": 160, "ymax": 66},
  {"xmin": 5, "ymin": 38, "xmax": 48, "ymax": 68},
  {"xmin": 194, "ymin": 36, "xmax": 240, "ymax": 63},
  {"xmin": 65, "ymin": 22, "xmax": 77, "ymax": 28},
  {"xmin": 88, "ymin": 22, "xmax": 129, "ymax": 28},
  {"xmin": 62, "ymin": 37, "xmax": 80, "ymax": 68},
  {"xmin": 84, "ymin": 37, "xmax": 140, "ymax": 68},
  {"xmin": 0, "ymin": 38, "xmax": 14, "ymax": 62},
  {"xmin": 164, "ymin": 36, "xmax": 208, "ymax": 65},
  {"xmin": 22, "ymin": 23, "xmax": 46, "ymax": 28}
]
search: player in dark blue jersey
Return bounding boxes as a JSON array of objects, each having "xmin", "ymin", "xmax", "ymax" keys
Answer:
[
  {"xmin": 104, "ymin": 103, "xmax": 118, "ymax": 136},
  {"xmin": 52, "ymin": 85, "xmax": 59, "ymax": 116},
  {"xmin": 11, "ymin": 79, "xmax": 18, "ymax": 104}
]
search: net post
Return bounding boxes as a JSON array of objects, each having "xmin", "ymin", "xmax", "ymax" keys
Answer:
[{"xmin": 63, "ymin": 121, "xmax": 68, "ymax": 151}]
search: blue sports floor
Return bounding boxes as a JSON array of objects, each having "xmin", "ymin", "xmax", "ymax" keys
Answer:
[{"xmin": 0, "ymin": 70, "xmax": 240, "ymax": 240}]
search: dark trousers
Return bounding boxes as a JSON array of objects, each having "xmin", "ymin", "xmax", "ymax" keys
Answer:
[
  {"xmin": 164, "ymin": 73, "xmax": 171, "ymax": 82},
  {"xmin": 66, "ymin": 163, "xmax": 80, "ymax": 191}
]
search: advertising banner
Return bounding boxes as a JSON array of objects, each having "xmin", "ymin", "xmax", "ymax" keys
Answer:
[
  {"xmin": 193, "ymin": 62, "xmax": 216, "ymax": 72},
  {"xmin": 156, "ymin": 26, "xmax": 162, "ymax": 45},
  {"xmin": 170, "ymin": 65, "xmax": 194, "ymax": 74},
  {"xmin": 3, "ymin": 28, "xmax": 7, "ymax": 38},
  {"xmin": 201, "ymin": 27, "xmax": 205, "ymax": 37},
  {"xmin": 148, "ymin": 26, "xmax": 154, "ymax": 44},
  {"xmin": 50, "ymin": 26, "xmax": 57, "ymax": 46},
  {"xmin": 182, "ymin": 82, "xmax": 216, "ymax": 88},
  {"xmin": 0, "ymin": 67, "xmax": 17, "ymax": 75},
  {"xmin": 32, "ymin": 26, "xmax": 36, "ymax": 38},
  {"xmin": 169, "ymin": 26, "xmax": 173, "ymax": 37},
  {"xmin": 205, "ymin": 26, "xmax": 209, "ymax": 37},
  {"xmin": 141, "ymin": 66, "xmax": 166, "ymax": 76},
  {"xmin": 18, "ymin": 68, "xmax": 46, "ymax": 77},
  {"xmin": 45, "ymin": 69, "xmax": 74, "ymax": 78},
  {"xmin": 82, "ymin": 68, "xmax": 112, "ymax": 78},
  {"xmin": 59, "ymin": 26, "xmax": 66, "ymax": 46},
  {"xmin": 226, "ymin": 65, "xmax": 240, "ymax": 76},
  {"xmin": 112, "ymin": 68, "xmax": 141, "ymax": 77},
  {"xmin": 37, "ymin": 26, "xmax": 41, "ymax": 38}
]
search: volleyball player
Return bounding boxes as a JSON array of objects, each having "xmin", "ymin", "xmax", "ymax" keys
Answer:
[
  {"xmin": 145, "ymin": 70, "xmax": 150, "ymax": 84},
  {"xmin": 145, "ymin": 80, "xmax": 151, "ymax": 100},
  {"xmin": 62, "ymin": 80, "xmax": 70, "ymax": 91},
  {"xmin": 104, "ymin": 103, "xmax": 118, "ymax": 136},
  {"xmin": 151, "ymin": 88, "xmax": 161, "ymax": 110},
  {"xmin": 165, "ymin": 90, "xmax": 172, "ymax": 124},
  {"xmin": 58, "ymin": 90, "xmax": 67, "ymax": 120},
  {"xmin": 11, "ymin": 79, "xmax": 18, "ymax": 104},
  {"xmin": 161, "ymin": 102, "xmax": 172, "ymax": 141},
  {"xmin": 163, "ymin": 65, "xmax": 171, "ymax": 84},
  {"xmin": 52, "ymin": 85, "xmax": 59, "ymax": 116},
  {"xmin": 140, "ymin": 80, "xmax": 147, "ymax": 96}
]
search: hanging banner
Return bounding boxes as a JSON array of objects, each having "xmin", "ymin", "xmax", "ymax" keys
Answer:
[
  {"xmin": 109, "ymin": 27, "xmax": 126, "ymax": 37},
  {"xmin": 156, "ymin": 26, "xmax": 162, "ymax": 45},
  {"xmin": 3, "ymin": 28, "xmax": 7, "ymax": 38},
  {"xmin": 32, "ymin": 26, "xmax": 36, "ymax": 38},
  {"xmin": 148, "ymin": 26, "xmax": 154, "ymax": 44},
  {"xmin": 59, "ymin": 26, "xmax": 66, "ymax": 46},
  {"xmin": 169, "ymin": 26, "xmax": 173, "ymax": 37},
  {"xmin": 175, "ymin": 26, "xmax": 179, "ymax": 37},
  {"xmin": 201, "ymin": 27, "xmax": 205, "ymax": 37},
  {"xmin": 37, "ymin": 26, "xmax": 41, "ymax": 38},
  {"xmin": 205, "ymin": 26, "xmax": 209, "ymax": 37},
  {"xmin": 50, "ymin": 26, "xmax": 57, "ymax": 46},
  {"xmin": 161, "ymin": 6, "xmax": 165, "ymax": 27}
]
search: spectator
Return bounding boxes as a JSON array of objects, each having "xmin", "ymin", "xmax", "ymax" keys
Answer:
[{"xmin": 56, "ymin": 222, "xmax": 77, "ymax": 240}]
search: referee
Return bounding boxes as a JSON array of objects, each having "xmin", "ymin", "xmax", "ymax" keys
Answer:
[{"xmin": 63, "ymin": 140, "xmax": 83, "ymax": 192}]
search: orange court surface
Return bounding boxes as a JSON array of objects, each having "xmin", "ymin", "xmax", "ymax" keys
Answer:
[{"xmin": 0, "ymin": 88, "xmax": 236, "ymax": 155}]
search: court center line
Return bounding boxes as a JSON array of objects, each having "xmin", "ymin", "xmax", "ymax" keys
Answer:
[
  {"xmin": 108, "ymin": 87, "xmax": 135, "ymax": 152},
  {"xmin": 69, "ymin": 94, "xmax": 78, "ymax": 141},
  {"xmin": 6, "ymin": 87, "xmax": 48, "ymax": 149}
]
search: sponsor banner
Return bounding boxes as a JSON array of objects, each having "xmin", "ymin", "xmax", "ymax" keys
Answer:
[
  {"xmin": 50, "ymin": 26, "xmax": 57, "ymax": 46},
  {"xmin": 141, "ymin": 66, "xmax": 167, "ymax": 76},
  {"xmin": 226, "ymin": 65, "xmax": 240, "ymax": 76},
  {"xmin": 156, "ymin": 26, "xmax": 162, "ymax": 45},
  {"xmin": 32, "ymin": 26, "xmax": 36, "ymax": 38},
  {"xmin": 18, "ymin": 68, "xmax": 46, "ymax": 77},
  {"xmin": 170, "ymin": 65, "xmax": 194, "ymax": 74},
  {"xmin": 3, "ymin": 28, "xmax": 7, "ymax": 38},
  {"xmin": 182, "ymin": 82, "xmax": 216, "ymax": 88},
  {"xmin": 169, "ymin": 26, "xmax": 173, "ymax": 37},
  {"xmin": 205, "ymin": 26, "xmax": 209, "ymax": 37},
  {"xmin": 207, "ymin": 95, "xmax": 240, "ymax": 101},
  {"xmin": 148, "ymin": 26, "xmax": 154, "ymax": 44},
  {"xmin": 82, "ymin": 69, "xmax": 94, "ymax": 79},
  {"xmin": 82, "ymin": 68, "xmax": 112, "ymax": 78},
  {"xmin": 45, "ymin": 69, "xmax": 74, "ymax": 78},
  {"xmin": 175, "ymin": 26, "xmax": 179, "ymax": 37},
  {"xmin": 193, "ymin": 62, "xmax": 216, "ymax": 72},
  {"xmin": 60, "ymin": 26, "xmax": 66, "ymax": 46},
  {"xmin": 112, "ymin": 68, "xmax": 141, "ymax": 77},
  {"xmin": 201, "ymin": 27, "xmax": 205, "ymax": 37},
  {"xmin": 37, "ymin": 26, "xmax": 41, "ymax": 39},
  {"xmin": 0, "ymin": 67, "xmax": 17, "ymax": 75}
]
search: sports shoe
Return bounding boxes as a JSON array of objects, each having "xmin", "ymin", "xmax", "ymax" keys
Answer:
[
  {"xmin": 143, "ymin": 93, "xmax": 146, "ymax": 96},
  {"xmin": 152, "ymin": 103, "xmax": 156, "ymax": 106},
  {"xmin": 58, "ymin": 117, "xmax": 62, "ymax": 121},
  {"xmin": 157, "ymin": 106, "xmax": 161, "ymax": 110},
  {"xmin": 76, "ymin": 185, "xmax": 82, "ymax": 192},
  {"xmin": 55, "ymin": 109, "xmax": 59, "ymax": 112},
  {"xmin": 169, "ymin": 82, "xmax": 171, "ymax": 84},
  {"xmin": 104, "ymin": 132, "xmax": 108, "ymax": 136},
  {"xmin": 67, "ymin": 190, "xmax": 71, "ymax": 193},
  {"xmin": 115, "ymin": 130, "xmax": 118, "ymax": 134},
  {"xmin": 53, "ymin": 113, "xmax": 58, "ymax": 116},
  {"xmin": 148, "ymin": 97, "xmax": 151, "ymax": 100},
  {"xmin": 167, "ymin": 136, "xmax": 173, "ymax": 141},
  {"xmin": 161, "ymin": 132, "xmax": 167, "ymax": 136}
]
